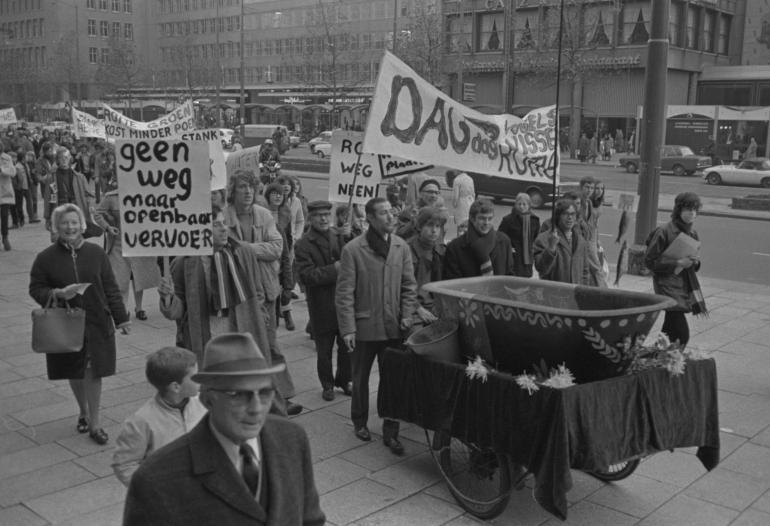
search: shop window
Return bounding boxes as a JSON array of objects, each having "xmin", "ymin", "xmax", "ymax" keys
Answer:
[
  {"xmin": 477, "ymin": 11, "xmax": 504, "ymax": 52},
  {"xmin": 698, "ymin": 84, "xmax": 751, "ymax": 106}
]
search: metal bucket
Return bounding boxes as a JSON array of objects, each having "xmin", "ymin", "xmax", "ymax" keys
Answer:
[{"xmin": 406, "ymin": 320, "xmax": 461, "ymax": 363}]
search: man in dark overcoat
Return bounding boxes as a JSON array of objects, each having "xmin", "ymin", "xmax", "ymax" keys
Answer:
[
  {"xmin": 294, "ymin": 200, "xmax": 351, "ymax": 401},
  {"xmin": 123, "ymin": 332, "xmax": 325, "ymax": 526}
]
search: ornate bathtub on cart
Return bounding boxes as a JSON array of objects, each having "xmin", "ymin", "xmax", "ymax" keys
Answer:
[{"xmin": 378, "ymin": 277, "xmax": 720, "ymax": 520}]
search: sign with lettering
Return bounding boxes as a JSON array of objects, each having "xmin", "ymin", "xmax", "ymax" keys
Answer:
[
  {"xmin": 363, "ymin": 52, "xmax": 558, "ymax": 183},
  {"xmin": 328, "ymin": 131, "xmax": 433, "ymax": 205},
  {"xmin": 180, "ymin": 129, "xmax": 228, "ymax": 191},
  {"xmin": 71, "ymin": 108, "xmax": 107, "ymax": 139},
  {"xmin": 116, "ymin": 139, "xmax": 212, "ymax": 256},
  {"xmin": 0, "ymin": 108, "xmax": 17, "ymax": 127},
  {"xmin": 103, "ymin": 100, "xmax": 195, "ymax": 140}
]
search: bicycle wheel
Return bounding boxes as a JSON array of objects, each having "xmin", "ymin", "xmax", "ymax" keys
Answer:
[
  {"xmin": 586, "ymin": 459, "xmax": 640, "ymax": 482},
  {"xmin": 426, "ymin": 429, "xmax": 513, "ymax": 520}
]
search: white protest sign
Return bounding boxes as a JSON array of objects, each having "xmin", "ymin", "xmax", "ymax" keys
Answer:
[
  {"xmin": 0, "ymin": 108, "xmax": 18, "ymax": 127},
  {"xmin": 181, "ymin": 129, "xmax": 227, "ymax": 191},
  {"xmin": 328, "ymin": 131, "xmax": 384, "ymax": 204},
  {"xmin": 103, "ymin": 100, "xmax": 195, "ymax": 140},
  {"xmin": 71, "ymin": 107, "xmax": 106, "ymax": 139},
  {"xmin": 363, "ymin": 51, "xmax": 558, "ymax": 183},
  {"xmin": 116, "ymin": 139, "xmax": 212, "ymax": 256}
]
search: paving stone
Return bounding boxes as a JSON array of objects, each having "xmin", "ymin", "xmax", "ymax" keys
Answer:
[
  {"xmin": 720, "ymin": 443, "xmax": 770, "ymax": 479},
  {"xmin": 320, "ymin": 477, "xmax": 403, "ymax": 526},
  {"xmin": 444, "ymin": 515, "xmax": 487, "ymax": 526},
  {"xmin": 753, "ymin": 490, "xmax": 770, "ymax": 513},
  {"xmin": 57, "ymin": 421, "xmax": 122, "ymax": 456},
  {"xmin": 684, "ymin": 467, "xmax": 770, "ymax": 511},
  {"xmin": 356, "ymin": 493, "xmax": 463, "ymax": 526},
  {"xmin": 56, "ymin": 502, "xmax": 126, "ymax": 526},
  {"xmin": 368, "ymin": 451, "xmax": 441, "ymax": 495},
  {"xmin": 0, "ymin": 367, "xmax": 22, "ymax": 384},
  {"xmin": 587, "ymin": 473, "xmax": 678, "ymax": 518},
  {"xmin": 339, "ymin": 436, "xmax": 422, "ymax": 472},
  {"xmin": 19, "ymin": 416, "xmax": 87, "ymax": 444},
  {"xmin": 541, "ymin": 500, "xmax": 638, "ymax": 526},
  {"xmin": 292, "ymin": 409, "xmax": 370, "ymax": 461},
  {"xmin": 99, "ymin": 382, "xmax": 155, "ymax": 408},
  {"xmin": 312, "ymin": 456, "xmax": 369, "ymax": 495},
  {"xmin": 0, "ymin": 443, "xmax": 76, "ymax": 480},
  {"xmin": 25, "ymin": 476, "xmax": 126, "ymax": 523},
  {"xmin": 0, "ymin": 388, "xmax": 66, "ymax": 416},
  {"xmin": 487, "ymin": 485, "xmax": 553, "ymax": 525},
  {"xmin": 565, "ymin": 470, "xmax": 605, "ymax": 504},
  {"xmin": 0, "ymin": 377, "xmax": 53, "ymax": 399},
  {"xmin": 637, "ymin": 494, "xmax": 739, "ymax": 526},
  {"xmin": 750, "ymin": 424, "xmax": 770, "ymax": 448},
  {"xmin": 100, "ymin": 398, "xmax": 149, "ymax": 424},
  {"xmin": 73, "ymin": 449, "xmax": 116, "ymax": 478},
  {"xmin": 730, "ymin": 508, "xmax": 770, "ymax": 526},
  {"xmin": 0, "ymin": 461, "xmax": 95, "ymax": 507},
  {"xmin": 11, "ymin": 399, "xmax": 80, "ymax": 426},
  {"xmin": 0, "ymin": 505, "xmax": 48, "ymax": 526},
  {"xmin": 0, "ymin": 430, "xmax": 37, "ymax": 455},
  {"xmin": 718, "ymin": 430, "xmax": 748, "ymax": 457},
  {"xmin": 634, "ymin": 450, "xmax": 713, "ymax": 488}
]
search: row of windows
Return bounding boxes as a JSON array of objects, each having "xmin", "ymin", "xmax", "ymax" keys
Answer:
[
  {"xmin": 0, "ymin": 0, "xmax": 41, "ymax": 15},
  {"xmin": 0, "ymin": 19, "xmax": 43, "ymax": 40},
  {"xmin": 87, "ymin": 0, "xmax": 132, "ymax": 13},
  {"xmin": 87, "ymin": 46, "xmax": 132, "ymax": 65},
  {"xmin": 0, "ymin": 45, "xmax": 46, "ymax": 69},
  {"xmin": 87, "ymin": 20, "xmax": 133, "ymax": 40},
  {"xmin": 158, "ymin": 16, "xmax": 240, "ymax": 37},
  {"xmin": 158, "ymin": 0, "xmax": 240, "ymax": 13}
]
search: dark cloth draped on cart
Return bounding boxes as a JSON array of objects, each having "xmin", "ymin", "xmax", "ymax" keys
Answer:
[{"xmin": 377, "ymin": 348, "xmax": 720, "ymax": 520}]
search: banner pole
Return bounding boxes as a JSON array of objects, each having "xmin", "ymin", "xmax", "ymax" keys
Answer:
[
  {"xmin": 551, "ymin": 0, "xmax": 566, "ymax": 232},
  {"xmin": 345, "ymin": 153, "xmax": 363, "ymax": 225}
]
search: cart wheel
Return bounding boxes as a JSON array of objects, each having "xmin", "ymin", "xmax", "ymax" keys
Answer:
[
  {"xmin": 426, "ymin": 429, "xmax": 513, "ymax": 520},
  {"xmin": 586, "ymin": 458, "xmax": 640, "ymax": 482}
]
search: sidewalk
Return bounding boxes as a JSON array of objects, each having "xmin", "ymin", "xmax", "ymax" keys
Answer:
[{"xmin": 1, "ymin": 224, "xmax": 769, "ymax": 525}]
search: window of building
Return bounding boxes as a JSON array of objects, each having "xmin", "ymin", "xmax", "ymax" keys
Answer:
[
  {"xmin": 183, "ymin": 0, "xmax": 189, "ymax": 10},
  {"xmin": 88, "ymin": 19, "xmax": 96, "ymax": 36},
  {"xmin": 87, "ymin": 0, "xmax": 95, "ymax": 8},
  {"xmin": 227, "ymin": 16, "xmax": 233, "ymax": 31},
  {"xmin": 227, "ymin": 41, "xmax": 233, "ymax": 57},
  {"xmin": 101, "ymin": 48, "xmax": 109, "ymax": 64},
  {"xmin": 124, "ymin": 22, "xmax": 133, "ymax": 40},
  {"xmin": 669, "ymin": 1, "xmax": 682, "ymax": 47},
  {"xmin": 254, "ymin": 40, "xmax": 262, "ymax": 56},
  {"xmin": 111, "ymin": 0, "xmax": 119, "ymax": 11},
  {"xmin": 702, "ymin": 10, "xmax": 715, "ymax": 52},
  {"xmin": 275, "ymin": 39, "xmax": 283, "ymax": 55},
  {"xmin": 622, "ymin": 4, "xmax": 650, "ymax": 45},
  {"xmin": 477, "ymin": 11, "xmax": 504, "ymax": 52},
  {"xmin": 111, "ymin": 21, "xmax": 119, "ymax": 37},
  {"xmin": 685, "ymin": 5, "xmax": 698, "ymax": 49},
  {"xmin": 717, "ymin": 14, "xmax": 730, "ymax": 55},
  {"xmin": 124, "ymin": 0, "xmax": 131, "ymax": 13},
  {"xmin": 446, "ymin": 14, "xmax": 471, "ymax": 53},
  {"xmin": 100, "ymin": 20, "xmax": 108, "ymax": 37},
  {"xmin": 89, "ymin": 47, "xmax": 97, "ymax": 63},
  {"xmin": 99, "ymin": 0, "xmax": 107, "ymax": 10},
  {"xmin": 264, "ymin": 40, "xmax": 273, "ymax": 55}
]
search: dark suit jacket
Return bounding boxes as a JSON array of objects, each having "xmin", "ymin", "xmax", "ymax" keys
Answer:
[
  {"xmin": 294, "ymin": 227, "xmax": 344, "ymax": 335},
  {"xmin": 123, "ymin": 415, "xmax": 325, "ymax": 526},
  {"xmin": 444, "ymin": 229, "xmax": 515, "ymax": 279}
]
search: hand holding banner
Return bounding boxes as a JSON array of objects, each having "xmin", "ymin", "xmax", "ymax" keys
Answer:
[{"xmin": 72, "ymin": 108, "xmax": 107, "ymax": 139}]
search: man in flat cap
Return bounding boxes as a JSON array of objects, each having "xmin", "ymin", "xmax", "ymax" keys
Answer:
[
  {"xmin": 295, "ymin": 200, "xmax": 352, "ymax": 401},
  {"xmin": 123, "ymin": 333, "xmax": 324, "ymax": 526}
]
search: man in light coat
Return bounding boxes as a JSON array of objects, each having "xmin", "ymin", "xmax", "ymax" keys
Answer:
[{"xmin": 336, "ymin": 197, "xmax": 417, "ymax": 455}]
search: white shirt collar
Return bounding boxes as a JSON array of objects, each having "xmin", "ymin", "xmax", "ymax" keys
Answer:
[{"xmin": 208, "ymin": 419, "xmax": 261, "ymax": 474}]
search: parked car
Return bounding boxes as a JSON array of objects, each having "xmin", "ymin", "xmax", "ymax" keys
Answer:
[
  {"xmin": 466, "ymin": 172, "xmax": 580, "ymax": 209},
  {"xmin": 289, "ymin": 132, "xmax": 301, "ymax": 148},
  {"xmin": 617, "ymin": 145, "xmax": 712, "ymax": 176},
  {"xmin": 314, "ymin": 142, "xmax": 332, "ymax": 158},
  {"xmin": 704, "ymin": 157, "xmax": 770, "ymax": 188},
  {"xmin": 309, "ymin": 131, "xmax": 333, "ymax": 152}
]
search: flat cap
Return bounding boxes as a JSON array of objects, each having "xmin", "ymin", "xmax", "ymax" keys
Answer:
[{"xmin": 307, "ymin": 200, "xmax": 333, "ymax": 213}]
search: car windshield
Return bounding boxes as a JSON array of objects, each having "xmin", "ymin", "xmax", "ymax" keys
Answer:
[
  {"xmin": 679, "ymin": 146, "xmax": 695, "ymax": 156},
  {"xmin": 761, "ymin": 160, "xmax": 770, "ymax": 170}
]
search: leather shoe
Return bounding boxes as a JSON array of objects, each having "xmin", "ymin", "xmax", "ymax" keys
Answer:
[
  {"xmin": 354, "ymin": 426, "xmax": 371, "ymax": 442},
  {"xmin": 321, "ymin": 388, "xmax": 335, "ymax": 401},
  {"xmin": 283, "ymin": 312, "xmax": 296, "ymax": 331},
  {"xmin": 342, "ymin": 381, "xmax": 353, "ymax": 396},
  {"xmin": 89, "ymin": 428, "xmax": 109, "ymax": 445},
  {"xmin": 384, "ymin": 437, "xmax": 405, "ymax": 456},
  {"xmin": 286, "ymin": 401, "xmax": 303, "ymax": 416}
]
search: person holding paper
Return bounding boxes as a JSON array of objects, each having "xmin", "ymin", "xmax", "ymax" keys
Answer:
[{"xmin": 644, "ymin": 192, "xmax": 707, "ymax": 348}]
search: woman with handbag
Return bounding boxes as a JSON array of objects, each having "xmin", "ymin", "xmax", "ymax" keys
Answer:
[{"xmin": 29, "ymin": 203, "xmax": 130, "ymax": 445}]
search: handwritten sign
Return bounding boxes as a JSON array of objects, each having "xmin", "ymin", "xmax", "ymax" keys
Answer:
[
  {"xmin": 71, "ymin": 108, "xmax": 107, "ymax": 139},
  {"xmin": 104, "ymin": 101, "xmax": 195, "ymax": 140},
  {"xmin": 180, "ymin": 129, "xmax": 227, "ymax": 191},
  {"xmin": 363, "ymin": 52, "xmax": 558, "ymax": 183},
  {"xmin": 116, "ymin": 139, "xmax": 212, "ymax": 256},
  {"xmin": 0, "ymin": 108, "xmax": 17, "ymax": 127},
  {"xmin": 328, "ymin": 131, "xmax": 385, "ymax": 204}
]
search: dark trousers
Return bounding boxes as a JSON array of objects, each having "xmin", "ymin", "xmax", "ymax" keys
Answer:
[
  {"xmin": 30, "ymin": 182, "xmax": 40, "ymax": 218},
  {"xmin": 14, "ymin": 188, "xmax": 32, "ymax": 225},
  {"xmin": 662, "ymin": 310, "xmax": 690, "ymax": 348},
  {"xmin": 351, "ymin": 339, "xmax": 400, "ymax": 439},
  {"xmin": 315, "ymin": 331, "xmax": 351, "ymax": 390},
  {"xmin": 0, "ymin": 204, "xmax": 11, "ymax": 238},
  {"xmin": 264, "ymin": 299, "xmax": 296, "ymax": 398}
]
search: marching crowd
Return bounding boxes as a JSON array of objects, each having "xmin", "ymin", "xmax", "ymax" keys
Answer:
[{"xmin": 4, "ymin": 122, "xmax": 705, "ymax": 524}]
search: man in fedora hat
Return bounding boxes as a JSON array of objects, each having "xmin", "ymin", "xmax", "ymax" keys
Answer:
[{"xmin": 123, "ymin": 333, "xmax": 325, "ymax": 526}]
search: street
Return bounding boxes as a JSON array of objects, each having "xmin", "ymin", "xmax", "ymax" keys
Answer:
[{"xmin": 293, "ymin": 170, "xmax": 770, "ymax": 286}]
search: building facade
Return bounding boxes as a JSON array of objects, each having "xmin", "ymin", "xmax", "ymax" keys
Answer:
[{"xmin": 741, "ymin": 0, "xmax": 770, "ymax": 65}]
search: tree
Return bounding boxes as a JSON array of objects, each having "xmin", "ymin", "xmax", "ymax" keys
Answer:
[
  {"xmin": 394, "ymin": 1, "xmax": 444, "ymax": 87},
  {"xmin": 47, "ymin": 31, "xmax": 91, "ymax": 104},
  {"xmin": 97, "ymin": 37, "xmax": 148, "ymax": 111}
]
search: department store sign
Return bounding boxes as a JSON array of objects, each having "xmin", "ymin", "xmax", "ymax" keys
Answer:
[
  {"xmin": 281, "ymin": 97, "xmax": 311, "ymax": 104},
  {"xmin": 327, "ymin": 97, "xmax": 368, "ymax": 105},
  {"xmin": 580, "ymin": 55, "xmax": 641, "ymax": 68}
]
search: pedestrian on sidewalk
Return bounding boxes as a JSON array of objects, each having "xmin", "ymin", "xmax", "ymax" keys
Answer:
[
  {"xmin": 29, "ymin": 203, "xmax": 131, "ymax": 445},
  {"xmin": 336, "ymin": 196, "xmax": 417, "ymax": 455},
  {"xmin": 0, "ymin": 142, "xmax": 17, "ymax": 250},
  {"xmin": 644, "ymin": 192, "xmax": 707, "ymax": 348}
]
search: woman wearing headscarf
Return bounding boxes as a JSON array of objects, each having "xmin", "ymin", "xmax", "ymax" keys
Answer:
[
  {"xmin": 644, "ymin": 192, "xmax": 707, "ymax": 348},
  {"xmin": 498, "ymin": 193, "xmax": 540, "ymax": 277}
]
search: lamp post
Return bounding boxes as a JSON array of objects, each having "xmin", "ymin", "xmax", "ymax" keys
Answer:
[{"xmin": 239, "ymin": 0, "xmax": 245, "ymax": 138}]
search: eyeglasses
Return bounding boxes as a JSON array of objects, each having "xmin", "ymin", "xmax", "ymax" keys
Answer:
[
  {"xmin": 422, "ymin": 189, "xmax": 440, "ymax": 195},
  {"xmin": 212, "ymin": 387, "xmax": 275, "ymax": 405}
]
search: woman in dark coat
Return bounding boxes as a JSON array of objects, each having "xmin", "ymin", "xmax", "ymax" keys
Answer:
[
  {"xmin": 498, "ymin": 193, "xmax": 540, "ymax": 277},
  {"xmin": 533, "ymin": 198, "xmax": 591, "ymax": 285},
  {"xmin": 644, "ymin": 192, "xmax": 706, "ymax": 348},
  {"xmin": 29, "ymin": 203, "xmax": 130, "ymax": 445}
]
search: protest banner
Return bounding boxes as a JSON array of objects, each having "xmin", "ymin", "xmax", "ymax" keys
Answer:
[
  {"xmin": 116, "ymin": 139, "xmax": 212, "ymax": 256},
  {"xmin": 181, "ymin": 129, "xmax": 227, "ymax": 191},
  {"xmin": 103, "ymin": 100, "xmax": 195, "ymax": 140},
  {"xmin": 363, "ymin": 51, "xmax": 558, "ymax": 183},
  {"xmin": 71, "ymin": 108, "xmax": 107, "ymax": 139},
  {"xmin": 0, "ymin": 108, "xmax": 18, "ymax": 127}
]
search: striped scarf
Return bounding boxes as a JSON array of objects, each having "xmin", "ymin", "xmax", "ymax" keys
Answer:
[{"xmin": 210, "ymin": 242, "xmax": 249, "ymax": 315}]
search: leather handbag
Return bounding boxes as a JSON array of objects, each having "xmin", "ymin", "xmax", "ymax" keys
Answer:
[{"xmin": 31, "ymin": 293, "xmax": 85, "ymax": 354}]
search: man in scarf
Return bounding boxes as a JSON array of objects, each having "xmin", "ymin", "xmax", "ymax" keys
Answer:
[
  {"xmin": 407, "ymin": 207, "xmax": 447, "ymax": 325},
  {"xmin": 336, "ymin": 197, "xmax": 417, "ymax": 455},
  {"xmin": 444, "ymin": 199, "xmax": 514, "ymax": 279},
  {"xmin": 159, "ymin": 205, "xmax": 295, "ymax": 416}
]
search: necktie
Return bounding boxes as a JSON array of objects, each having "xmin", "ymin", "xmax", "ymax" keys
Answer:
[{"xmin": 240, "ymin": 443, "xmax": 260, "ymax": 496}]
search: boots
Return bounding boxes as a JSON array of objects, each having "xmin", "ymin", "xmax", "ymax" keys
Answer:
[
  {"xmin": 283, "ymin": 311, "xmax": 295, "ymax": 331},
  {"xmin": 2, "ymin": 237, "xmax": 10, "ymax": 251}
]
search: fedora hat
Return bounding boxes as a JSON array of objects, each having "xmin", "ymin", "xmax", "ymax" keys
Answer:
[{"xmin": 192, "ymin": 333, "xmax": 285, "ymax": 384}]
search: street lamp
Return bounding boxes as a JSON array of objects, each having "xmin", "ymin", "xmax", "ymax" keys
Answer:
[{"xmin": 239, "ymin": 0, "xmax": 245, "ymax": 138}]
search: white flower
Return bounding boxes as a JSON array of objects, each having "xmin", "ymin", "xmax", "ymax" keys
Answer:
[
  {"xmin": 515, "ymin": 374, "xmax": 539, "ymax": 395},
  {"xmin": 654, "ymin": 333, "xmax": 671, "ymax": 350},
  {"xmin": 541, "ymin": 364, "xmax": 576, "ymax": 389},
  {"xmin": 465, "ymin": 356, "xmax": 490, "ymax": 383}
]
